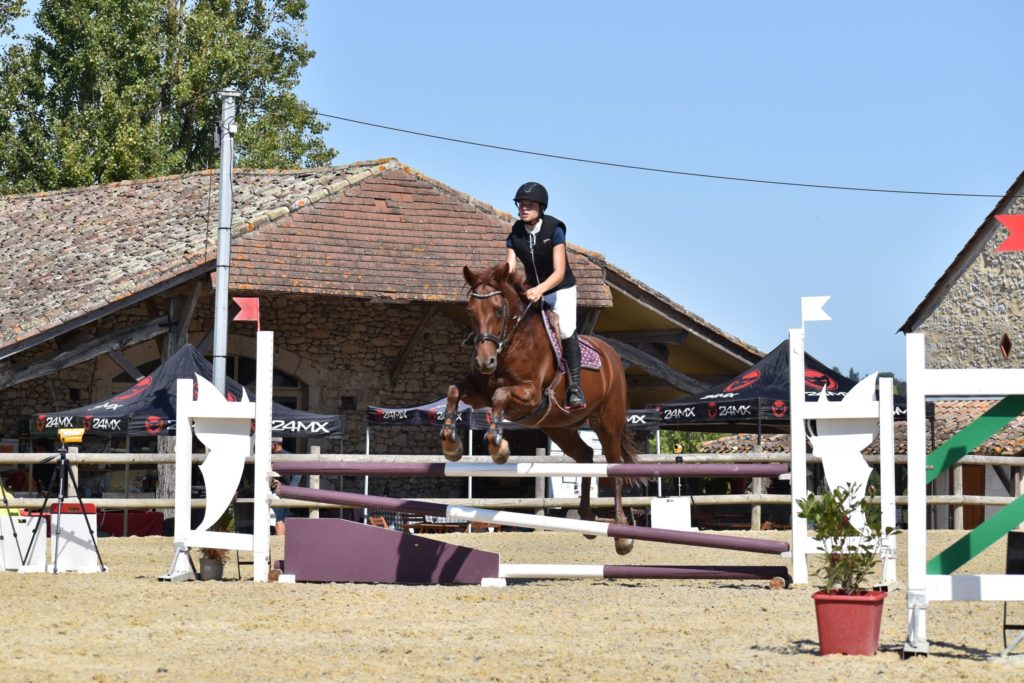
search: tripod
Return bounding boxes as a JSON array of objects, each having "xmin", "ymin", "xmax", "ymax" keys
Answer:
[{"xmin": 33, "ymin": 441, "xmax": 106, "ymax": 573}]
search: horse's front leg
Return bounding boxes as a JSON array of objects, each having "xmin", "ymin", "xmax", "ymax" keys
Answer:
[
  {"xmin": 486, "ymin": 383, "xmax": 538, "ymax": 464},
  {"xmin": 440, "ymin": 384, "xmax": 468, "ymax": 461}
]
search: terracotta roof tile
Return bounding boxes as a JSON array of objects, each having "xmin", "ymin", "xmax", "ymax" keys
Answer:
[
  {"xmin": 229, "ymin": 167, "xmax": 611, "ymax": 306},
  {"xmin": 0, "ymin": 159, "xmax": 611, "ymax": 357}
]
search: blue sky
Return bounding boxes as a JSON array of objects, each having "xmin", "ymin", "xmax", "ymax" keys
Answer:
[
  {"xmin": 295, "ymin": 2, "xmax": 1024, "ymax": 379},
  {"xmin": 14, "ymin": 2, "xmax": 1020, "ymax": 378}
]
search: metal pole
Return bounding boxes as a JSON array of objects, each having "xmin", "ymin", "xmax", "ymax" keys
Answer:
[{"xmin": 212, "ymin": 87, "xmax": 240, "ymax": 393}]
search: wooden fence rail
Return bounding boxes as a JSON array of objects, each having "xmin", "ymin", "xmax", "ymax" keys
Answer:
[{"xmin": 1, "ymin": 451, "xmax": 1018, "ymax": 530}]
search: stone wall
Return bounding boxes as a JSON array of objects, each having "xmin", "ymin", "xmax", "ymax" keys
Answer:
[
  {"xmin": 917, "ymin": 198, "xmax": 1024, "ymax": 369},
  {"xmin": 0, "ymin": 286, "xmax": 551, "ymax": 499}
]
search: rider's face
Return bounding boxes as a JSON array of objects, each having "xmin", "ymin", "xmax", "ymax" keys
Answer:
[{"xmin": 516, "ymin": 200, "xmax": 542, "ymax": 224}]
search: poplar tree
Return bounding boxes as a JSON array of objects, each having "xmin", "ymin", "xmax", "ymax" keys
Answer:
[{"xmin": 0, "ymin": 0, "xmax": 335, "ymax": 194}]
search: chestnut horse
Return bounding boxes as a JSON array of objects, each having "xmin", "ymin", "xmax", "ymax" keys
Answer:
[{"xmin": 440, "ymin": 263, "xmax": 639, "ymax": 555}]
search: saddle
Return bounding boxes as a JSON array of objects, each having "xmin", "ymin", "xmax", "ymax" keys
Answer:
[{"xmin": 541, "ymin": 310, "xmax": 602, "ymax": 373}]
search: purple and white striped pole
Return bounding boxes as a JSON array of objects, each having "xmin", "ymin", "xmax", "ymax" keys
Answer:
[
  {"xmin": 498, "ymin": 564, "xmax": 790, "ymax": 584},
  {"xmin": 273, "ymin": 461, "xmax": 789, "ymax": 479},
  {"xmin": 275, "ymin": 485, "xmax": 790, "ymax": 555}
]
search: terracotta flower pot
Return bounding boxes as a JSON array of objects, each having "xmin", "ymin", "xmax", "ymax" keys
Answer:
[{"xmin": 812, "ymin": 590, "xmax": 887, "ymax": 655}]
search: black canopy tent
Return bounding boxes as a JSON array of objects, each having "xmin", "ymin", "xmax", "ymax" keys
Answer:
[
  {"xmin": 365, "ymin": 400, "xmax": 660, "ymax": 434},
  {"xmin": 364, "ymin": 398, "xmax": 661, "ymax": 456},
  {"xmin": 468, "ymin": 407, "xmax": 662, "ymax": 433},
  {"xmin": 654, "ymin": 339, "xmax": 918, "ymax": 438},
  {"xmin": 32, "ymin": 344, "xmax": 344, "ymax": 440}
]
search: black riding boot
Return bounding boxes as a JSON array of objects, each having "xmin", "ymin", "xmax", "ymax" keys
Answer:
[{"xmin": 563, "ymin": 333, "xmax": 587, "ymax": 410}]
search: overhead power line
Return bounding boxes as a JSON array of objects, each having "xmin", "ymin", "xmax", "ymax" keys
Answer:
[{"xmin": 313, "ymin": 110, "xmax": 1002, "ymax": 199}]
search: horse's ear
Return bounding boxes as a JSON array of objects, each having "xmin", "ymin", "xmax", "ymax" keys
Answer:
[
  {"xmin": 498, "ymin": 262, "xmax": 512, "ymax": 282},
  {"xmin": 463, "ymin": 265, "xmax": 479, "ymax": 288}
]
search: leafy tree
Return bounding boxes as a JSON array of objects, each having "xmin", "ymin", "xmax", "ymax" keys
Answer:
[
  {"xmin": 0, "ymin": 1, "xmax": 26, "ymax": 38},
  {"xmin": 832, "ymin": 366, "xmax": 906, "ymax": 395},
  {"xmin": 649, "ymin": 430, "xmax": 724, "ymax": 456},
  {"xmin": 0, "ymin": 0, "xmax": 336, "ymax": 194}
]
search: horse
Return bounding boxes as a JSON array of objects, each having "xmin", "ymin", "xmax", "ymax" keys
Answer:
[{"xmin": 439, "ymin": 262, "xmax": 640, "ymax": 555}]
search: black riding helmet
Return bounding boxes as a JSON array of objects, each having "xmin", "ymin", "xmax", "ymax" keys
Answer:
[{"xmin": 514, "ymin": 182, "xmax": 548, "ymax": 211}]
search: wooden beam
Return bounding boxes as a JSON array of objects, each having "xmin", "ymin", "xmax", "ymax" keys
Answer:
[
  {"xmin": 688, "ymin": 374, "xmax": 734, "ymax": 386},
  {"xmin": 164, "ymin": 298, "xmax": 183, "ymax": 359},
  {"xmin": 0, "ymin": 263, "xmax": 213, "ymax": 362},
  {"xmin": 597, "ymin": 335, "xmax": 708, "ymax": 395},
  {"xmin": 196, "ymin": 329, "xmax": 214, "ymax": 355},
  {"xmin": 0, "ymin": 316, "xmax": 170, "ymax": 389},
  {"xmin": 175, "ymin": 280, "xmax": 204, "ymax": 350},
  {"xmin": 389, "ymin": 306, "xmax": 437, "ymax": 386},
  {"xmin": 578, "ymin": 308, "xmax": 601, "ymax": 335},
  {"xmin": 626, "ymin": 375, "xmax": 677, "ymax": 390},
  {"xmin": 636, "ymin": 341, "xmax": 669, "ymax": 364},
  {"xmin": 108, "ymin": 350, "xmax": 144, "ymax": 381},
  {"xmin": 604, "ymin": 276, "xmax": 761, "ymax": 365},
  {"xmin": 601, "ymin": 329, "xmax": 689, "ymax": 345}
]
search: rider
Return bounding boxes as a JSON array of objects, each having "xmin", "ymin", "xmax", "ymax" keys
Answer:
[{"xmin": 505, "ymin": 182, "xmax": 586, "ymax": 411}]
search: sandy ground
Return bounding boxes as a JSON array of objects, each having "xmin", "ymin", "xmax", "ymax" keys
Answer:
[{"xmin": 1, "ymin": 528, "xmax": 1023, "ymax": 682}]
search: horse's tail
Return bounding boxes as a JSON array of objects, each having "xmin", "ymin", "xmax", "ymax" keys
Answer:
[{"xmin": 619, "ymin": 430, "xmax": 645, "ymax": 490}]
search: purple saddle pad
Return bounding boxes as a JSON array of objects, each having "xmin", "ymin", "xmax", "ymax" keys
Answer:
[{"xmin": 542, "ymin": 310, "xmax": 601, "ymax": 372}]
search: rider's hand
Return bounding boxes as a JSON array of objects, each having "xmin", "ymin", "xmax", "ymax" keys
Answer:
[{"xmin": 526, "ymin": 287, "xmax": 544, "ymax": 302}]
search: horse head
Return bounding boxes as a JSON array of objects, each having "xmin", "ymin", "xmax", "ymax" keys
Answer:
[{"xmin": 462, "ymin": 263, "xmax": 529, "ymax": 374}]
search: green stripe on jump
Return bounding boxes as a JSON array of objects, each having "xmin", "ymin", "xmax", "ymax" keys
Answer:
[
  {"xmin": 927, "ymin": 495, "xmax": 1024, "ymax": 574},
  {"xmin": 926, "ymin": 395, "xmax": 1024, "ymax": 484}
]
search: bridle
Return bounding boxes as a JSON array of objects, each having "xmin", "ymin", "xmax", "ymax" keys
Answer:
[{"xmin": 464, "ymin": 286, "xmax": 534, "ymax": 355}]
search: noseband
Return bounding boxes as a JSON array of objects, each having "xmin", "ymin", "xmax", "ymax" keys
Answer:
[{"xmin": 464, "ymin": 287, "xmax": 533, "ymax": 355}]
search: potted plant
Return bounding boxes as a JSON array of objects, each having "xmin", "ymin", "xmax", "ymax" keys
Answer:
[
  {"xmin": 797, "ymin": 482, "xmax": 898, "ymax": 656},
  {"xmin": 196, "ymin": 507, "xmax": 234, "ymax": 581},
  {"xmin": 197, "ymin": 547, "xmax": 229, "ymax": 580}
]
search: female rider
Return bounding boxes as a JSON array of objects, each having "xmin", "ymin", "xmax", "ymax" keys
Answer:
[{"xmin": 505, "ymin": 182, "xmax": 586, "ymax": 411}]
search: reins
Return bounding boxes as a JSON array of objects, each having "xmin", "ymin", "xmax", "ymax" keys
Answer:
[{"xmin": 463, "ymin": 286, "xmax": 536, "ymax": 355}]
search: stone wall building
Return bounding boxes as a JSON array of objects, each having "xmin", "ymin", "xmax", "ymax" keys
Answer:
[
  {"xmin": 901, "ymin": 172, "xmax": 1024, "ymax": 368},
  {"xmin": 900, "ymin": 169, "xmax": 1024, "ymax": 528},
  {"xmin": 0, "ymin": 159, "xmax": 761, "ymax": 502}
]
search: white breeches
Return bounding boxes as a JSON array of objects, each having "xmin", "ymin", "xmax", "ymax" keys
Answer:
[{"xmin": 542, "ymin": 286, "xmax": 577, "ymax": 339}]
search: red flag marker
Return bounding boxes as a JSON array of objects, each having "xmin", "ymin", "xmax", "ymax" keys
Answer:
[
  {"xmin": 995, "ymin": 215, "xmax": 1024, "ymax": 252},
  {"xmin": 232, "ymin": 297, "xmax": 260, "ymax": 330}
]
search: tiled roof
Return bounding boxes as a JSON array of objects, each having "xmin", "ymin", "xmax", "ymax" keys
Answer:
[
  {"xmin": 603, "ymin": 260, "xmax": 762, "ymax": 361},
  {"xmin": 698, "ymin": 400, "xmax": 1024, "ymax": 456},
  {"xmin": 230, "ymin": 166, "xmax": 611, "ymax": 304},
  {"xmin": 0, "ymin": 158, "xmax": 610, "ymax": 357}
]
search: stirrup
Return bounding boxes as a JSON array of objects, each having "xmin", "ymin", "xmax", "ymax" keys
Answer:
[{"xmin": 565, "ymin": 385, "xmax": 587, "ymax": 411}]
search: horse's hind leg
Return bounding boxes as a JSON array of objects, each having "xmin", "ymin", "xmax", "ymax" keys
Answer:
[
  {"xmin": 545, "ymin": 428, "xmax": 597, "ymax": 534},
  {"xmin": 591, "ymin": 421, "xmax": 634, "ymax": 556}
]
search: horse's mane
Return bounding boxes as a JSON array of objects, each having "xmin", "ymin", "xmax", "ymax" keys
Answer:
[{"xmin": 476, "ymin": 263, "xmax": 529, "ymax": 301}]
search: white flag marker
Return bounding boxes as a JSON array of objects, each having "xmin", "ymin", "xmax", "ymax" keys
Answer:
[{"xmin": 800, "ymin": 295, "xmax": 831, "ymax": 327}]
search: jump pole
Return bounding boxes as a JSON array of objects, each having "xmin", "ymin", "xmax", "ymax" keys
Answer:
[
  {"xmin": 273, "ymin": 462, "xmax": 789, "ymax": 479},
  {"xmin": 275, "ymin": 485, "xmax": 790, "ymax": 555},
  {"xmin": 497, "ymin": 564, "xmax": 790, "ymax": 584}
]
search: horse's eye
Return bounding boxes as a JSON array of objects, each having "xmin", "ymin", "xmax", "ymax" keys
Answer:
[{"xmin": 495, "ymin": 307, "xmax": 505, "ymax": 318}]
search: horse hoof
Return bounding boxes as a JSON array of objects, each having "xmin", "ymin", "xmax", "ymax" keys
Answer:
[
  {"xmin": 583, "ymin": 533, "xmax": 597, "ymax": 540},
  {"xmin": 441, "ymin": 441, "xmax": 463, "ymax": 461},
  {"xmin": 490, "ymin": 440, "xmax": 510, "ymax": 464},
  {"xmin": 614, "ymin": 538, "xmax": 634, "ymax": 556}
]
